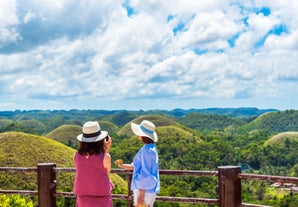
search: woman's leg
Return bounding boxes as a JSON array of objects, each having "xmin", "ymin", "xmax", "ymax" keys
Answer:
[{"xmin": 133, "ymin": 190, "xmax": 156, "ymax": 207}]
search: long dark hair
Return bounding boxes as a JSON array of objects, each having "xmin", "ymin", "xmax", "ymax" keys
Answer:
[
  {"xmin": 141, "ymin": 136, "xmax": 155, "ymax": 144},
  {"xmin": 77, "ymin": 140, "xmax": 105, "ymax": 156}
]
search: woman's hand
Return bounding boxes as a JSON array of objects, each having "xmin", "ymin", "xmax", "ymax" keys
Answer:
[
  {"xmin": 114, "ymin": 159, "xmax": 123, "ymax": 167},
  {"xmin": 104, "ymin": 135, "xmax": 112, "ymax": 153},
  {"xmin": 114, "ymin": 159, "xmax": 134, "ymax": 170},
  {"xmin": 103, "ymin": 135, "xmax": 112, "ymax": 173}
]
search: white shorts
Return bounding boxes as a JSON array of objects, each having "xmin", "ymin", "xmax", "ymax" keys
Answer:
[{"xmin": 133, "ymin": 189, "xmax": 156, "ymax": 207}]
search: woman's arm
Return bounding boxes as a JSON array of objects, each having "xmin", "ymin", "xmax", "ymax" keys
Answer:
[
  {"xmin": 103, "ymin": 153, "xmax": 111, "ymax": 173},
  {"xmin": 103, "ymin": 136, "xmax": 112, "ymax": 173},
  {"xmin": 115, "ymin": 160, "xmax": 134, "ymax": 171}
]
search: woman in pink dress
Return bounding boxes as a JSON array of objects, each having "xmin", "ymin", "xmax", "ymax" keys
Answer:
[{"xmin": 74, "ymin": 121, "xmax": 113, "ymax": 207}]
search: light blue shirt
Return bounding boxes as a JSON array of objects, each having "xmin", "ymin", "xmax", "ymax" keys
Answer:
[{"xmin": 131, "ymin": 143, "xmax": 160, "ymax": 193}]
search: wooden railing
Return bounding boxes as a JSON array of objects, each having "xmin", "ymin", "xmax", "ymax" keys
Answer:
[{"xmin": 1, "ymin": 163, "xmax": 298, "ymax": 207}]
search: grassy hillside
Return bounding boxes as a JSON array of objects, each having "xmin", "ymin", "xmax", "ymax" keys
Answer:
[
  {"xmin": 0, "ymin": 132, "xmax": 127, "ymax": 194},
  {"xmin": 243, "ymin": 110, "xmax": 298, "ymax": 133},
  {"xmin": 0, "ymin": 132, "xmax": 74, "ymax": 167},
  {"xmin": 194, "ymin": 107, "xmax": 278, "ymax": 117},
  {"xmin": 117, "ymin": 114, "xmax": 179, "ymax": 137},
  {"xmin": 0, "ymin": 108, "xmax": 277, "ymax": 122},
  {"xmin": 102, "ymin": 111, "xmax": 137, "ymax": 126},
  {"xmin": 98, "ymin": 121, "xmax": 119, "ymax": 135},
  {"xmin": 178, "ymin": 112, "xmax": 245, "ymax": 133},
  {"xmin": 112, "ymin": 125, "xmax": 203, "ymax": 170},
  {"xmin": 45, "ymin": 124, "xmax": 82, "ymax": 149},
  {"xmin": 264, "ymin": 132, "xmax": 298, "ymax": 146},
  {"xmin": 156, "ymin": 125, "xmax": 203, "ymax": 169},
  {"xmin": 46, "ymin": 121, "xmax": 119, "ymax": 149},
  {"xmin": 0, "ymin": 120, "xmax": 47, "ymax": 135},
  {"xmin": 0, "ymin": 119, "xmax": 13, "ymax": 131},
  {"xmin": 0, "ymin": 132, "xmax": 75, "ymax": 192},
  {"xmin": 1, "ymin": 109, "xmax": 297, "ymax": 206}
]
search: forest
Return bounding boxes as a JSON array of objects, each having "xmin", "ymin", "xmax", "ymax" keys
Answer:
[{"xmin": 0, "ymin": 107, "xmax": 297, "ymax": 207}]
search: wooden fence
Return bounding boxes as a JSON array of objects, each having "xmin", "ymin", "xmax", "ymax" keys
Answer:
[{"xmin": 1, "ymin": 163, "xmax": 298, "ymax": 207}]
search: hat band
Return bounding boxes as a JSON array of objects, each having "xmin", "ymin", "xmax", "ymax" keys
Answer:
[
  {"xmin": 83, "ymin": 130, "xmax": 101, "ymax": 138},
  {"xmin": 140, "ymin": 125, "xmax": 154, "ymax": 135}
]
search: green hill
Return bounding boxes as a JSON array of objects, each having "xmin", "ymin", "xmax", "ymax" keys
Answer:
[
  {"xmin": 102, "ymin": 111, "xmax": 137, "ymax": 126},
  {"xmin": 112, "ymin": 125, "xmax": 203, "ymax": 170},
  {"xmin": 0, "ymin": 120, "xmax": 47, "ymax": 135},
  {"xmin": 117, "ymin": 115, "xmax": 179, "ymax": 137},
  {"xmin": 45, "ymin": 124, "xmax": 82, "ymax": 149},
  {"xmin": 156, "ymin": 125, "xmax": 203, "ymax": 169},
  {"xmin": 264, "ymin": 132, "xmax": 298, "ymax": 146},
  {"xmin": 45, "ymin": 121, "xmax": 119, "ymax": 149},
  {"xmin": 193, "ymin": 107, "xmax": 277, "ymax": 117},
  {"xmin": 0, "ymin": 132, "xmax": 75, "ymax": 192},
  {"xmin": 0, "ymin": 132, "xmax": 127, "ymax": 194},
  {"xmin": 98, "ymin": 120, "xmax": 120, "ymax": 135},
  {"xmin": 0, "ymin": 132, "xmax": 75, "ymax": 167},
  {"xmin": 261, "ymin": 131, "xmax": 298, "ymax": 177},
  {"xmin": 114, "ymin": 115, "xmax": 203, "ymax": 170},
  {"xmin": 178, "ymin": 112, "xmax": 245, "ymax": 133},
  {"xmin": 243, "ymin": 110, "xmax": 298, "ymax": 133},
  {"xmin": 0, "ymin": 119, "xmax": 13, "ymax": 131},
  {"xmin": 1, "ymin": 109, "xmax": 298, "ymax": 206}
]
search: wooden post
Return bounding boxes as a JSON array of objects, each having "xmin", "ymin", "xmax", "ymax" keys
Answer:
[
  {"xmin": 218, "ymin": 166, "xmax": 241, "ymax": 207},
  {"xmin": 37, "ymin": 163, "xmax": 57, "ymax": 207},
  {"xmin": 127, "ymin": 174, "xmax": 133, "ymax": 207}
]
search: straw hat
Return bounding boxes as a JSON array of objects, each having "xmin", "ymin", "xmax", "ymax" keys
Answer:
[
  {"xmin": 131, "ymin": 120, "xmax": 158, "ymax": 142},
  {"xmin": 77, "ymin": 121, "xmax": 108, "ymax": 142}
]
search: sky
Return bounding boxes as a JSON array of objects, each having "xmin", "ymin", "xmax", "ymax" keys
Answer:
[{"xmin": 0, "ymin": 0, "xmax": 298, "ymax": 111}]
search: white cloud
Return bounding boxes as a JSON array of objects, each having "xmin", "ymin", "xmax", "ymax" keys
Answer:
[
  {"xmin": 0, "ymin": 0, "xmax": 298, "ymax": 110},
  {"xmin": 0, "ymin": 0, "xmax": 21, "ymax": 46}
]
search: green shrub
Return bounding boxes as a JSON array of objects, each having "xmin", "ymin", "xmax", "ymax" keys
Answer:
[{"xmin": 0, "ymin": 195, "xmax": 33, "ymax": 207}]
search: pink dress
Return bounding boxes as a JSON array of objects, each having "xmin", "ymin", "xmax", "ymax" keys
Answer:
[{"xmin": 74, "ymin": 152, "xmax": 113, "ymax": 207}]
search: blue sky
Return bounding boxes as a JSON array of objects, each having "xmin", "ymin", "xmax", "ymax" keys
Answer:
[{"xmin": 0, "ymin": 0, "xmax": 298, "ymax": 111}]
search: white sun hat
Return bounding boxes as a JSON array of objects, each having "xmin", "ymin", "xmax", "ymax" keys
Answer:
[
  {"xmin": 131, "ymin": 120, "xmax": 158, "ymax": 142},
  {"xmin": 77, "ymin": 121, "xmax": 108, "ymax": 142}
]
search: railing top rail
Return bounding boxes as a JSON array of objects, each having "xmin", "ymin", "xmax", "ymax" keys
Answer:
[
  {"xmin": 0, "ymin": 190, "xmax": 38, "ymax": 196},
  {"xmin": 241, "ymin": 203, "xmax": 272, "ymax": 207},
  {"xmin": 2, "ymin": 167, "xmax": 297, "ymax": 183},
  {"xmin": 0, "ymin": 167, "xmax": 37, "ymax": 172},
  {"xmin": 54, "ymin": 167, "xmax": 218, "ymax": 176},
  {"xmin": 239, "ymin": 173, "xmax": 298, "ymax": 183},
  {"xmin": 159, "ymin": 169, "xmax": 218, "ymax": 176},
  {"xmin": 53, "ymin": 168, "xmax": 133, "ymax": 175}
]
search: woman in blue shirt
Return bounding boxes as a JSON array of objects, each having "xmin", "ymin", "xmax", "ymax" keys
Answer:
[{"xmin": 115, "ymin": 120, "xmax": 160, "ymax": 207}]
